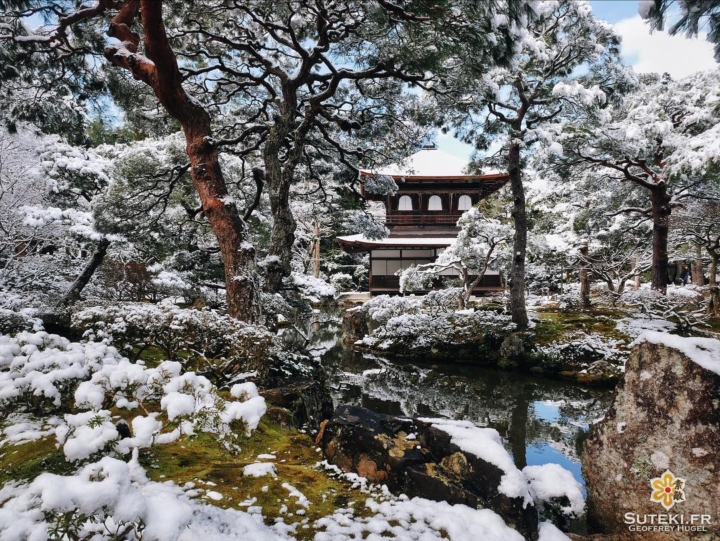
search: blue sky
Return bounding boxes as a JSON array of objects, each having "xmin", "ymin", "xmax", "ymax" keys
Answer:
[{"xmin": 437, "ymin": 1, "xmax": 717, "ymax": 159}]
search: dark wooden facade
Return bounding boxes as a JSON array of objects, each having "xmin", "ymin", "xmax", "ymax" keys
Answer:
[{"xmin": 340, "ymin": 169, "xmax": 510, "ymax": 295}]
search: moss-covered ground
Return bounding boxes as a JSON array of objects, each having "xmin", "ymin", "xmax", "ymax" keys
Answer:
[
  {"xmin": 0, "ymin": 413, "xmax": 376, "ymax": 539},
  {"xmin": 532, "ymin": 308, "xmax": 632, "ymax": 346}
]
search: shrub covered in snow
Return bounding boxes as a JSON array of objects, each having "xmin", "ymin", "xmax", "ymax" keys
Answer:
[
  {"xmin": 0, "ymin": 331, "xmax": 267, "ymax": 460},
  {"xmin": 329, "ymin": 272, "xmax": 355, "ymax": 293},
  {"xmin": 0, "ymin": 331, "xmax": 125, "ymax": 412},
  {"xmin": 0, "ymin": 451, "xmax": 282, "ymax": 541},
  {"xmin": 287, "ymin": 272, "xmax": 336, "ymax": 303},
  {"xmin": 71, "ymin": 303, "xmax": 275, "ymax": 382},
  {"xmin": 363, "ymin": 295, "xmax": 421, "ymax": 325},
  {"xmin": 360, "ymin": 295, "xmax": 515, "ymax": 355},
  {"xmin": 535, "ymin": 332, "xmax": 627, "ymax": 367},
  {"xmin": 0, "ymin": 308, "xmax": 37, "ymax": 335}
]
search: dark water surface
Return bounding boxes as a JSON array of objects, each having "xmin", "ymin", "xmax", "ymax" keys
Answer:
[{"xmin": 291, "ymin": 312, "xmax": 614, "ymax": 495}]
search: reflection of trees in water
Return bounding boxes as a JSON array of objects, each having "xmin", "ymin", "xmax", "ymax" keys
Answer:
[{"xmin": 311, "ymin": 316, "xmax": 613, "ymax": 464}]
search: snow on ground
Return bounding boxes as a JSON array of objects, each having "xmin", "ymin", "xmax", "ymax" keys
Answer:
[
  {"xmin": 314, "ymin": 497, "xmax": 525, "ymax": 541},
  {"xmin": 615, "ymin": 317, "xmax": 676, "ymax": 338},
  {"xmin": 632, "ymin": 331, "xmax": 720, "ymax": 375},
  {"xmin": 0, "ymin": 331, "xmax": 587, "ymax": 540},
  {"xmin": 243, "ymin": 462, "xmax": 278, "ymax": 478}
]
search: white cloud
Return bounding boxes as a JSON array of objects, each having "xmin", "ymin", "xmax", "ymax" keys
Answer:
[{"xmin": 614, "ymin": 16, "xmax": 716, "ymax": 79}]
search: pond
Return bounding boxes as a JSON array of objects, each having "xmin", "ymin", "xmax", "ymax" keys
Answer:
[{"xmin": 290, "ymin": 310, "xmax": 614, "ymax": 503}]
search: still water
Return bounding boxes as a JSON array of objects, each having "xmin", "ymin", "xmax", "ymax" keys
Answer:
[{"xmin": 295, "ymin": 312, "xmax": 614, "ymax": 494}]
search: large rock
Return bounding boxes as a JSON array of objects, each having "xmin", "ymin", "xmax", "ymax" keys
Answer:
[
  {"xmin": 260, "ymin": 379, "xmax": 334, "ymax": 432},
  {"xmin": 342, "ymin": 306, "xmax": 368, "ymax": 344},
  {"xmin": 318, "ymin": 405, "xmax": 538, "ymax": 540},
  {"xmin": 583, "ymin": 337, "xmax": 720, "ymax": 540}
]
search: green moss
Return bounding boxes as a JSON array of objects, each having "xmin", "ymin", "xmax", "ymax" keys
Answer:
[
  {"xmin": 0, "ymin": 436, "xmax": 75, "ymax": 485},
  {"xmin": 0, "ymin": 416, "xmax": 375, "ymax": 539},
  {"xmin": 533, "ymin": 309, "xmax": 631, "ymax": 346},
  {"xmin": 140, "ymin": 417, "xmax": 375, "ymax": 535}
]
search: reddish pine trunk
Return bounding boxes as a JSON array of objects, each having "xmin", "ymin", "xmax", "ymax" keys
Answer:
[
  {"xmin": 104, "ymin": 0, "xmax": 259, "ymax": 321},
  {"xmin": 650, "ymin": 186, "xmax": 671, "ymax": 293}
]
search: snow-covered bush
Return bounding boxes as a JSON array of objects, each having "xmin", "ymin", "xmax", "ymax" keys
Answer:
[
  {"xmin": 360, "ymin": 294, "xmax": 515, "ymax": 355},
  {"xmin": 71, "ymin": 303, "xmax": 275, "ymax": 382},
  {"xmin": 0, "ymin": 331, "xmax": 267, "ymax": 459},
  {"xmin": 422, "ymin": 288, "xmax": 464, "ymax": 316},
  {"xmin": 329, "ymin": 272, "xmax": 355, "ymax": 293},
  {"xmin": 288, "ymin": 272, "xmax": 336, "ymax": 303},
  {"xmin": 608, "ymin": 285, "xmax": 709, "ymax": 331},
  {"xmin": 362, "ymin": 295, "xmax": 421, "ymax": 325},
  {"xmin": 0, "ymin": 331, "xmax": 124, "ymax": 412},
  {"xmin": 535, "ymin": 332, "xmax": 627, "ymax": 367},
  {"xmin": 0, "ymin": 308, "xmax": 37, "ymax": 335},
  {"xmin": 0, "ymin": 451, "xmax": 279, "ymax": 541}
]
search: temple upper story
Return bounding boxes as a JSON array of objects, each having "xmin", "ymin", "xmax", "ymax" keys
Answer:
[
  {"xmin": 358, "ymin": 147, "xmax": 509, "ymax": 234},
  {"xmin": 337, "ymin": 147, "xmax": 509, "ymax": 294}
]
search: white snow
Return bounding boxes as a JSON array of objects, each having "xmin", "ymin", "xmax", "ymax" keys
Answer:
[
  {"xmin": 315, "ymin": 497, "xmax": 524, "ymax": 541},
  {"xmin": 419, "ymin": 418, "xmax": 532, "ymax": 505},
  {"xmin": 282, "ymin": 482, "xmax": 310, "ymax": 508},
  {"xmin": 632, "ymin": 331, "xmax": 720, "ymax": 375},
  {"xmin": 522, "ymin": 464, "xmax": 585, "ymax": 516},
  {"xmin": 243, "ymin": 462, "xmax": 278, "ymax": 478},
  {"xmin": 538, "ymin": 521, "xmax": 572, "ymax": 541}
]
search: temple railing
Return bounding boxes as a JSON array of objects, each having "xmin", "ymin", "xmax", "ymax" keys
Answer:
[{"xmin": 385, "ymin": 212, "xmax": 462, "ymax": 226}]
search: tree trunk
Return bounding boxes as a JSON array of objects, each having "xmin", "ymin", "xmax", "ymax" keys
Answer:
[
  {"xmin": 57, "ymin": 238, "xmax": 110, "ymax": 308},
  {"xmin": 104, "ymin": 0, "xmax": 259, "ymax": 321},
  {"xmin": 650, "ymin": 185, "xmax": 671, "ymax": 293},
  {"xmin": 508, "ymin": 141, "xmax": 529, "ymax": 329},
  {"xmin": 632, "ymin": 257, "xmax": 641, "ymax": 289},
  {"xmin": 313, "ymin": 218, "xmax": 321, "ymax": 279},
  {"xmin": 579, "ymin": 242, "xmax": 591, "ymax": 308},
  {"xmin": 693, "ymin": 245, "xmax": 704, "ymax": 285},
  {"xmin": 263, "ymin": 116, "xmax": 298, "ymax": 294},
  {"xmin": 709, "ymin": 255, "xmax": 719, "ymax": 316}
]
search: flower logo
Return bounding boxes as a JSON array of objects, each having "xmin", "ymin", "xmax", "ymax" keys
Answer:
[{"xmin": 650, "ymin": 470, "xmax": 686, "ymax": 511}]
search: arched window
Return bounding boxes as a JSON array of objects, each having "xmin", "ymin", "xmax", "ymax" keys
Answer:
[
  {"xmin": 458, "ymin": 195, "xmax": 472, "ymax": 211},
  {"xmin": 398, "ymin": 195, "xmax": 413, "ymax": 211},
  {"xmin": 428, "ymin": 195, "xmax": 443, "ymax": 211}
]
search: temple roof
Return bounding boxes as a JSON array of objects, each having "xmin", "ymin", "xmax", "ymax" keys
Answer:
[
  {"xmin": 361, "ymin": 148, "xmax": 503, "ymax": 178},
  {"xmin": 337, "ymin": 234, "xmax": 456, "ymax": 250}
]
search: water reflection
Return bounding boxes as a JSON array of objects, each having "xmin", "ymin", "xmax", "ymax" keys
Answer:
[{"xmin": 291, "ymin": 311, "xmax": 613, "ymax": 490}]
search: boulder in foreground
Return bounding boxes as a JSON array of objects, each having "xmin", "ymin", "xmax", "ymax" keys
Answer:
[{"xmin": 583, "ymin": 332, "xmax": 720, "ymax": 540}]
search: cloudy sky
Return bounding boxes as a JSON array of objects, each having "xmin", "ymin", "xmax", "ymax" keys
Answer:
[{"xmin": 438, "ymin": 0, "xmax": 717, "ymax": 158}]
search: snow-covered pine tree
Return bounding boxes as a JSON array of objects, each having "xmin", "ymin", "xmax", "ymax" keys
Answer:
[{"xmin": 431, "ymin": 0, "xmax": 634, "ymax": 328}]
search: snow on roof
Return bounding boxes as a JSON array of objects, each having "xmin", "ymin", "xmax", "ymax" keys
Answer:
[
  {"xmin": 362, "ymin": 148, "xmax": 503, "ymax": 177},
  {"xmin": 337, "ymin": 234, "xmax": 456, "ymax": 248}
]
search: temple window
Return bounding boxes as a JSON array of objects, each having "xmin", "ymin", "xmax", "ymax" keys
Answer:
[
  {"xmin": 398, "ymin": 195, "xmax": 413, "ymax": 210},
  {"xmin": 458, "ymin": 195, "xmax": 472, "ymax": 211},
  {"xmin": 428, "ymin": 195, "xmax": 443, "ymax": 211}
]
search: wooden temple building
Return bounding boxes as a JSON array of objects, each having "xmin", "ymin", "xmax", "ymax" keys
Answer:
[{"xmin": 337, "ymin": 147, "xmax": 510, "ymax": 295}]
